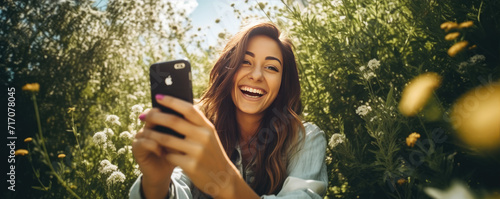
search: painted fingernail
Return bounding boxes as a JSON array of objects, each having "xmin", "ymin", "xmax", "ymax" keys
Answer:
[
  {"xmin": 139, "ymin": 113, "xmax": 146, "ymax": 121},
  {"xmin": 155, "ymin": 94, "xmax": 164, "ymax": 100}
]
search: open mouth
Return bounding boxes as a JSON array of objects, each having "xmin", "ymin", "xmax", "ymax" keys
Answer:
[{"xmin": 240, "ymin": 86, "xmax": 266, "ymax": 98}]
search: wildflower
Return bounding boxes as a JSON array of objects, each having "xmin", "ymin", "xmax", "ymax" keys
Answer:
[
  {"xmin": 100, "ymin": 159, "xmax": 111, "ymax": 167},
  {"xmin": 399, "ymin": 72, "xmax": 442, "ymax": 116},
  {"xmin": 103, "ymin": 128, "xmax": 114, "ymax": 137},
  {"xmin": 105, "ymin": 115, "xmax": 121, "ymax": 126},
  {"xmin": 397, "ymin": 178, "xmax": 407, "ymax": 185},
  {"xmin": 406, "ymin": 132, "xmax": 421, "ymax": 147},
  {"xmin": 356, "ymin": 105, "xmax": 372, "ymax": 116},
  {"xmin": 92, "ymin": 131, "xmax": 107, "ymax": 145},
  {"xmin": 118, "ymin": 148, "xmax": 126, "ymax": 155},
  {"xmin": 359, "ymin": 66, "xmax": 366, "ymax": 71},
  {"xmin": 448, "ymin": 41, "xmax": 469, "ymax": 57},
  {"xmin": 107, "ymin": 171, "xmax": 126, "ymax": 186},
  {"xmin": 445, "ymin": 32, "xmax": 460, "ymax": 41},
  {"xmin": 367, "ymin": 59, "xmax": 380, "ymax": 70},
  {"xmin": 119, "ymin": 131, "xmax": 132, "ymax": 140},
  {"xmin": 425, "ymin": 181, "xmax": 475, "ymax": 199},
  {"xmin": 15, "ymin": 149, "xmax": 29, "ymax": 156},
  {"xmin": 58, "ymin": 154, "xmax": 66, "ymax": 159},
  {"xmin": 450, "ymin": 82, "xmax": 500, "ymax": 151},
  {"xmin": 469, "ymin": 54, "xmax": 486, "ymax": 64},
  {"xmin": 67, "ymin": 107, "xmax": 76, "ymax": 113},
  {"xmin": 22, "ymin": 83, "xmax": 40, "ymax": 92},
  {"xmin": 331, "ymin": 0, "xmax": 342, "ymax": 7},
  {"xmin": 458, "ymin": 21, "xmax": 474, "ymax": 29},
  {"xmin": 131, "ymin": 104, "xmax": 144, "ymax": 114},
  {"xmin": 440, "ymin": 21, "xmax": 458, "ymax": 32},
  {"xmin": 24, "ymin": 137, "xmax": 33, "ymax": 143},
  {"xmin": 362, "ymin": 72, "xmax": 376, "ymax": 80},
  {"xmin": 70, "ymin": 185, "xmax": 77, "ymax": 189},
  {"xmin": 329, "ymin": 133, "xmax": 346, "ymax": 148}
]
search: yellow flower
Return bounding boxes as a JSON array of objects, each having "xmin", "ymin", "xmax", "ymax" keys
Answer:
[
  {"xmin": 15, "ymin": 149, "xmax": 29, "ymax": 156},
  {"xmin": 70, "ymin": 185, "xmax": 77, "ymax": 189},
  {"xmin": 22, "ymin": 83, "xmax": 40, "ymax": 92},
  {"xmin": 445, "ymin": 32, "xmax": 460, "ymax": 41},
  {"xmin": 406, "ymin": 132, "xmax": 421, "ymax": 147},
  {"xmin": 458, "ymin": 21, "xmax": 474, "ymax": 29},
  {"xmin": 58, "ymin": 154, "xmax": 66, "ymax": 159},
  {"xmin": 24, "ymin": 137, "xmax": 33, "ymax": 143},
  {"xmin": 440, "ymin": 22, "xmax": 458, "ymax": 32},
  {"xmin": 448, "ymin": 41, "xmax": 469, "ymax": 57},
  {"xmin": 397, "ymin": 178, "xmax": 407, "ymax": 185},
  {"xmin": 399, "ymin": 73, "xmax": 442, "ymax": 116},
  {"xmin": 468, "ymin": 45, "xmax": 477, "ymax": 50},
  {"xmin": 450, "ymin": 82, "xmax": 500, "ymax": 151},
  {"xmin": 67, "ymin": 107, "xmax": 76, "ymax": 113}
]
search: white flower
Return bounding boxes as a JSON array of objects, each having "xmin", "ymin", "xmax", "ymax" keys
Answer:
[
  {"xmin": 117, "ymin": 148, "xmax": 126, "ymax": 155},
  {"xmin": 106, "ymin": 171, "xmax": 126, "ymax": 186},
  {"xmin": 356, "ymin": 105, "xmax": 372, "ymax": 116},
  {"xmin": 458, "ymin": 62, "xmax": 468, "ymax": 73},
  {"xmin": 100, "ymin": 164, "xmax": 118, "ymax": 174},
  {"xmin": 103, "ymin": 128, "xmax": 114, "ymax": 137},
  {"xmin": 105, "ymin": 115, "xmax": 121, "ymax": 126},
  {"xmin": 100, "ymin": 159, "xmax": 111, "ymax": 167},
  {"xmin": 469, "ymin": 54, "xmax": 485, "ymax": 64},
  {"xmin": 362, "ymin": 72, "xmax": 376, "ymax": 80},
  {"xmin": 425, "ymin": 181, "xmax": 474, "ymax": 199},
  {"xmin": 329, "ymin": 133, "xmax": 346, "ymax": 148},
  {"xmin": 131, "ymin": 104, "xmax": 143, "ymax": 114},
  {"xmin": 127, "ymin": 94, "xmax": 138, "ymax": 101},
  {"xmin": 359, "ymin": 66, "xmax": 366, "ymax": 71},
  {"xmin": 93, "ymin": 132, "xmax": 107, "ymax": 145},
  {"xmin": 331, "ymin": 0, "xmax": 342, "ymax": 7},
  {"xmin": 368, "ymin": 59, "xmax": 380, "ymax": 70},
  {"xmin": 120, "ymin": 131, "xmax": 133, "ymax": 140},
  {"xmin": 339, "ymin": 16, "xmax": 346, "ymax": 20}
]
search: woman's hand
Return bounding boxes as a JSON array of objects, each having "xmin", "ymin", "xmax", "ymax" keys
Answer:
[
  {"xmin": 139, "ymin": 94, "xmax": 242, "ymax": 198},
  {"xmin": 132, "ymin": 108, "xmax": 176, "ymax": 199}
]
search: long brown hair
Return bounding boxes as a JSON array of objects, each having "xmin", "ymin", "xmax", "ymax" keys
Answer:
[{"xmin": 200, "ymin": 22, "xmax": 304, "ymax": 195}]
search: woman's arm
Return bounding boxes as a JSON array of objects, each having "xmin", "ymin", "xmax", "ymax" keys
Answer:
[{"xmin": 138, "ymin": 94, "xmax": 260, "ymax": 198}]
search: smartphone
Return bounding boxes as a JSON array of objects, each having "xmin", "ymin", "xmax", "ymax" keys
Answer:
[{"xmin": 149, "ymin": 59, "xmax": 193, "ymax": 138}]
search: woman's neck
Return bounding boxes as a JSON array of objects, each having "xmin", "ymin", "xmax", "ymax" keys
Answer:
[{"xmin": 236, "ymin": 110, "xmax": 264, "ymax": 143}]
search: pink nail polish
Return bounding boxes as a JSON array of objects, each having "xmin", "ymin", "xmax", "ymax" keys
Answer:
[
  {"xmin": 139, "ymin": 113, "xmax": 146, "ymax": 121},
  {"xmin": 155, "ymin": 94, "xmax": 164, "ymax": 100}
]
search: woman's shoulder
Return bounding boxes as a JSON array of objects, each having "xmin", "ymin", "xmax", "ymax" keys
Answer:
[{"xmin": 301, "ymin": 122, "xmax": 325, "ymax": 137}]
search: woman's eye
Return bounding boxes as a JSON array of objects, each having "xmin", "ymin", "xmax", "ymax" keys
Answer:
[
  {"xmin": 266, "ymin": 66, "xmax": 279, "ymax": 72},
  {"xmin": 242, "ymin": 60, "xmax": 251, "ymax": 65}
]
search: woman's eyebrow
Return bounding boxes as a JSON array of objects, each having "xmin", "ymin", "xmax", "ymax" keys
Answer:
[{"xmin": 245, "ymin": 51, "xmax": 282, "ymax": 66}]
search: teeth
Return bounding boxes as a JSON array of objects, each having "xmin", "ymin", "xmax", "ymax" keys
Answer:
[{"xmin": 240, "ymin": 86, "xmax": 265, "ymax": 95}]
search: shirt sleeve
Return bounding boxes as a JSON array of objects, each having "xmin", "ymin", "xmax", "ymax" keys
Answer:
[
  {"xmin": 129, "ymin": 167, "xmax": 212, "ymax": 199},
  {"xmin": 261, "ymin": 123, "xmax": 328, "ymax": 199}
]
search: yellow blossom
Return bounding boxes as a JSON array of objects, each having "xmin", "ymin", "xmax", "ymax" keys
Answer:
[
  {"xmin": 399, "ymin": 73, "xmax": 442, "ymax": 116},
  {"xmin": 70, "ymin": 185, "xmax": 77, "ymax": 189},
  {"xmin": 24, "ymin": 137, "xmax": 33, "ymax": 143},
  {"xmin": 468, "ymin": 45, "xmax": 477, "ymax": 50},
  {"xmin": 448, "ymin": 41, "xmax": 469, "ymax": 57},
  {"xmin": 58, "ymin": 154, "xmax": 66, "ymax": 159},
  {"xmin": 458, "ymin": 21, "xmax": 474, "ymax": 29},
  {"xmin": 15, "ymin": 149, "xmax": 29, "ymax": 156},
  {"xmin": 440, "ymin": 22, "xmax": 458, "ymax": 32},
  {"xmin": 445, "ymin": 32, "xmax": 460, "ymax": 41},
  {"xmin": 67, "ymin": 107, "xmax": 76, "ymax": 113},
  {"xmin": 450, "ymin": 82, "xmax": 500, "ymax": 151},
  {"xmin": 406, "ymin": 133, "xmax": 421, "ymax": 147},
  {"xmin": 22, "ymin": 83, "xmax": 40, "ymax": 92},
  {"xmin": 397, "ymin": 178, "xmax": 407, "ymax": 185}
]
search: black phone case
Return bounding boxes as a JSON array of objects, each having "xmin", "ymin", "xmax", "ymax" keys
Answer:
[{"xmin": 149, "ymin": 60, "xmax": 193, "ymax": 138}]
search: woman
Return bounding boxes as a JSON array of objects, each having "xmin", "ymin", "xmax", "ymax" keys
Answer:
[{"xmin": 130, "ymin": 22, "xmax": 327, "ymax": 199}]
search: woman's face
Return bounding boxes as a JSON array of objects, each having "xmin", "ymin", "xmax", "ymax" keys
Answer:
[{"xmin": 231, "ymin": 35, "xmax": 283, "ymax": 117}]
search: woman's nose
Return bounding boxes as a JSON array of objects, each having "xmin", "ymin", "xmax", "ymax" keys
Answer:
[{"xmin": 248, "ymin": 64, "xmax": 263, "ymax": 81}]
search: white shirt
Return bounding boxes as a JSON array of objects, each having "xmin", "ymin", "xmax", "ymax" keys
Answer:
[{"xmin": 129, "ymin": 122, "xmax": 328, "ymax": 199}]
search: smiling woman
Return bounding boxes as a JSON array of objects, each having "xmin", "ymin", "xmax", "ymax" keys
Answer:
[{"xmin": 129, "ymin": 22, "xmax": 328, "ymax": 199}]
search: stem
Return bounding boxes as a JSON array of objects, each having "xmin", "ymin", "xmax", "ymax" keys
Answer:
[
  {"xmin": 27, "ymin": 143, "xmax": 49, "ymax": 190},
  {"xmin": 32, "ymin": 94, "xmax": 81, "ymax": 199},
  {"xmin": 71, "ymin": 112, "xmax": 83, "ymax": 159}
]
